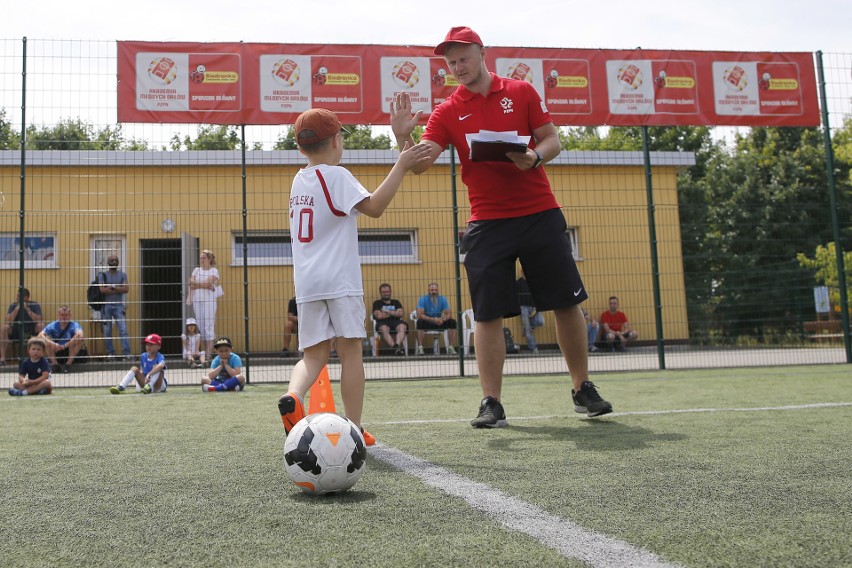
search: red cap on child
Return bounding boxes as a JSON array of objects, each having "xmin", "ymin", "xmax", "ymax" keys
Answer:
[
  {"xmin": 294, "ymin": 108, "xmax": 343, "ymax": 147},
  {"xmin": 143, "ymin": 333, "xmax": 162, "ymax": 345}
]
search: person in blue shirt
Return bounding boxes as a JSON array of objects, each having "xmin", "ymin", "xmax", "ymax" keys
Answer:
[
  {"xmin": 415, "ymin": 282, "xmax": 457, "ymax": 355},
  {"xmin": 8, "ymin": 337, "xmax": 52, "ymax": 396},
  {"xmin": 202, "ymin": 337, "xmax": 245, "ymax": 392},
  {"xmin": 38, "ymin": 305, "xmax": 85, "ymax": 373},
  {"xmin": 109, "ymin": 333, "xmax": 167, "ymax": 394}
]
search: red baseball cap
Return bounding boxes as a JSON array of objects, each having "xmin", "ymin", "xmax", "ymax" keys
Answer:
[
  {"xmin": 434, "ymin": 26, "xmax": 484, "ymax": 56},
  {"xmin": 294, "ymin": 108, "xmax": 343, "ymax": 147},
  {"xmin": 143, "ymin": 333, "xmax": 162, "ymax": 346}
]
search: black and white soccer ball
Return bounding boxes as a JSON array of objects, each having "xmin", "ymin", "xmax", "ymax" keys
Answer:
[{"xmin": 283, "ymin": 413, "xmax": 367, "ymax": 495}]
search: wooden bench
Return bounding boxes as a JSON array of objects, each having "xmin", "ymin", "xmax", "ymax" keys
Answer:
[{"xmin": 803, "ymin": 320, "xmax": 844, "ymax": 342}]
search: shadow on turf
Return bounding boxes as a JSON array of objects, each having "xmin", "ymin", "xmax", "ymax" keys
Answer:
[
  {"xmin": 286, "ymin": 489, "xmax": 377, "ymax": 502},
  {"xmin": 490, "ymin": 420, "xmax": 686, "ymax": 452}
]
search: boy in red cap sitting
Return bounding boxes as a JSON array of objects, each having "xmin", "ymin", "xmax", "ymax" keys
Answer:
[{"xmin": 109, "ymin": 333, "xmax": 167, "ymax": 394}]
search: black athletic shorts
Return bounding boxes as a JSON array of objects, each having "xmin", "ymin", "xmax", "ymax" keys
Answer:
[
  {"xmin": 376, "ymin": 317, "xmax": 407, "ymax": 332},
  {"xmin": 461, "ymin": 208, "xmax": 588, "ymax": 321}
]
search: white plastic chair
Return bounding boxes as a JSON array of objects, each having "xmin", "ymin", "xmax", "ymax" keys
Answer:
[
  {"xmin": 370, "ymin": 316, "xmax": 380, "ymax": 357},
  {"xmin": 411, "ymin": 310, "xmax": 449, "ymax": 355},
  {"xmin": 462, "ymin": 308, "xmax": 476, "ymax": 356}
]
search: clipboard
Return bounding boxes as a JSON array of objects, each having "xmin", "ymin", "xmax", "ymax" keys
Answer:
[{"xmin": 469, "ymin": 139, "xmax": 529, "ymax": 162}]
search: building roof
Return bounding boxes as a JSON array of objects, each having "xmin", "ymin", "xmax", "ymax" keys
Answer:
[{"xmin": 0, "ymin": 149, "xmax": 696, "ymax": 168}]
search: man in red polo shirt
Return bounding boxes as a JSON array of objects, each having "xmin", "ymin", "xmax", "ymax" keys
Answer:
[
  {"xmin": 600, "ymin": 296, "xmax": 639, "ymax": 352},
  {"xmin": 390, "ymin": 26, "xmax": 613, "ymax": 426}
]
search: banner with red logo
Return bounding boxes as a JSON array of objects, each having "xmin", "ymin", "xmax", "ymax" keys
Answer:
[{"xmin": 117, "ymin": 41, "xmax": 819, "ymax": 127}]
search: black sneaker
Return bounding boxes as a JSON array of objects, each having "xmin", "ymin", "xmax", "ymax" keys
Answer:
[
  {"xmin": 470, "ymin": 396, "xmax": 508, "ymax": 428},
  {"xmin": 572, "ymin": 381, "xmax": 613, "ymax": 417}
]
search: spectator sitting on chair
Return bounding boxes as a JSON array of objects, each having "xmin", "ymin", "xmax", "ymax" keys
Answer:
[
  {"xmin": 415, "ymin": 282, "xmax": 457, "ymax": 355},
  {"xmin": 372, "ymin": 283, "xmax": 408, "ymax": 355},
  {"xmin": 282, "ymin": 297, "xmax": 298, "ymax": 355},
  {"xmin": 517, "ymin": 271, "xmax": 543, "ymax": 353},
  {"xmin": 0, "ymin": 288, "xmax": 45, "ymax": 365},
  {"xmin": 582, "ymin": 308, "xmax": 600, "ymax": 353},
  {"xmin": 600, "ymin": 296, "xmax": 639, "ymax": 351},
  {"xmin": 99, "ymin": 254, "xmax": 132, "ymax": 360},
  {"xmin": 39, "ymin": 305, "xmax": 85, "ymax": 373}
]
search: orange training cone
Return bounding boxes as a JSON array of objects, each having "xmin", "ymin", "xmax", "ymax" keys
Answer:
[{"xmin": 308, "ymin": 366, "xmax": 336, "ymax": 414}]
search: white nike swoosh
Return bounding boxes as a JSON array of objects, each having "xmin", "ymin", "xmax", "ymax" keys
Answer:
[
  {"xmin": 574, "ymin": 288, "xmax": 583, "ymax": 296},
  {"xmin": 459, "ymin": 114, "xmax": 473, "ymax": 121}
]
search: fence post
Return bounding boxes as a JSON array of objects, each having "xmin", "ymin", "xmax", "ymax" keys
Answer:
[
  {"xmin": 641, "ymin": 127, "xmax": 666, "ymax": 370},
  {"xmin": 815, "ymin": 51, "xmax": 851, "ymax": 362}
]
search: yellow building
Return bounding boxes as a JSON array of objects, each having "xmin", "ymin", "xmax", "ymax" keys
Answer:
[{"xmin": 0, "ymin": 149, "xmax": 693, "ymax": 356}]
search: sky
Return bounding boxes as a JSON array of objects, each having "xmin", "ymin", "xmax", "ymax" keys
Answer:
[{"xmin": 5, "ymin": 0, "xmax": 849, "ymax": 53}]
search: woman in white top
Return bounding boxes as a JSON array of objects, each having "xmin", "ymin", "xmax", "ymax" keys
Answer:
[{"xmin": 189, "ymin": 250, "xmax": 220, "ymax": 358}]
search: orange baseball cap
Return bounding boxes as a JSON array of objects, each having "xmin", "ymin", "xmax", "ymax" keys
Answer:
[
  {"xmin": 294, "ymin": 108, "xmax": 343, "ymax": 147},
  {"xmin": 434, "ymin": 26, "xmax": 484, "ymax": 56}
]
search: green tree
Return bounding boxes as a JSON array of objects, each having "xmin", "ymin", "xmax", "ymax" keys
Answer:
[
  {"xmin": 170, "ymin": 125, "xmax": 241, "ymax": 151},
  {"xmin": 273, "ymin": 124, "xmax": 394, "ymax": 150},
  {"xmin": 797, "ymin": 242, "xmax": 852, "ymax": 307},
  {"xmin": 24, "ymin": 119, "xmax": 145, "ymax": 151},
  {"xmin": 701, "ymin": 126, "xmax": 849, "ymax": 338},
  {"xmin": 0, "ymin": 109, "xmax": 20, "ymax": 149}
]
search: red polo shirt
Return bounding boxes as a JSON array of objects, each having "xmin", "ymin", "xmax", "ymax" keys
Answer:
[
  {"xmin": 600, "ymin": 310, "xmax": 629, "ymax": 332},
  {"xmin": 423, "ymin": 72, "xmax": 560, "ymax": 221}
]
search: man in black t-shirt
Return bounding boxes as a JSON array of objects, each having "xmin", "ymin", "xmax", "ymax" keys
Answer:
[{"xmin": 372, "ymin": 283, "xmax": 408, "ymax": 355}]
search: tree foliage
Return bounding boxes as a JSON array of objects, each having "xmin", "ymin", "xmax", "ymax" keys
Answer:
[
  {"xmin": 273, "ymin": 124, "xmax": 392, "ymax": 150},
  {"xmin": 0, "ymin": 109, "xmax": 20, "ymax": 149},
  {"xmin": 797, "ymin": 242, "xmax": 852, "ymax": 307}
]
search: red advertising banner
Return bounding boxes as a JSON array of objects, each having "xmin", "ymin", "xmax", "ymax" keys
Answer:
[{"xmin": 117, "ymin": 41, "xmax": 819, "ymax": 127}]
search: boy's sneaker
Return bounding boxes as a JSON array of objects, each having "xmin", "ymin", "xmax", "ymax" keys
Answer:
[
  {"xmin": 360, "ymin": 428, "xmax": 376, "ymax": 446},
  {"xmin": 109, "ymin": 385, "xmax": 126, "ymax": 395},
  {"xmin": 202, "ymin": 384, "xmax": 216, "ymax": 392},
  {"xmin": 37, "ymin": 388, "xmax": 50, "ymax": 395},
  {"xmin": 572, "ymin": 381, "xmax": 613, "ymax": 417},
  {"xmin": 470, "ymin": 396, "xmax": 508, "ymax": 428},
  {"xmin": 277, "ymin": 392, "xmax": 305, "ymax": 433},
  {"xmin": 8, "ymin": 388, "xmax": 22, "ymax": 396},
  {"xmin": 141, "ymin": 384, "xmax": 152, "ymax": 395}
]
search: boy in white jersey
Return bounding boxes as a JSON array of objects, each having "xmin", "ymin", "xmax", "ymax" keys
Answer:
[{"xmin": 277, "ymin": 108, "xmax": 430, "ymax": 446}]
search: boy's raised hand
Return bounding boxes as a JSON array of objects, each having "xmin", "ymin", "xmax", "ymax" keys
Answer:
[{"xmin": 397, "ymin": 141, "xmax": 433, "ymax": 170}]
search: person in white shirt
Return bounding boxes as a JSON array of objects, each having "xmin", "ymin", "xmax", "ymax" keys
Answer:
[
  {"xmin": 276, "ymin": 107, "xmax": 430, "ymax": 447},
  {"xmin": 188, "ymin": 250, "xmax": 220, "ymax": 359}
]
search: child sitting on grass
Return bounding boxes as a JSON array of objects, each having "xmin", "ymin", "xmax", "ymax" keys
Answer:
[
  {"xmin": 8, "ymin": 337, "xmax": 52, "ymax": 396},
  {"xmin": 109, "ymin": 333, "xmax": 167, "ymax": 394},
  {"xmin": 202, "ymin": 336, "xmax": 245, "ymax": 392}
]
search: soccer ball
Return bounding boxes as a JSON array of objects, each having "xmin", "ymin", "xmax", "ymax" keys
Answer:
[{"xmin": 283, "ymin": 413, "xmax": 367, "ymax": 495}]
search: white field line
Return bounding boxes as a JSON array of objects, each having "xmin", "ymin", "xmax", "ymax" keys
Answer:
[
  {"xmin": 370, "ymin": 401, "xmax": 850, "ymax": 567},
  {"xmin": 371, "ymin": 444, "xmax": 682, "ymax": 568}
]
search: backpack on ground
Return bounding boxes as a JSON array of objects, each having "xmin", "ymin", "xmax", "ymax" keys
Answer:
[
  {"xmin": 87, "ymin": 272, "xmax": 106, "ymax": 311},
  {"xmin": 503, "ymin": 327, "xmax": 519, "ymax": 354}
]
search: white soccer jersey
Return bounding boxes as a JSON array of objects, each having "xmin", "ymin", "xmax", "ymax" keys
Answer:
[{"xmin": 289, "ymin": 164, "xmax": 371, "ymax": 303}]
